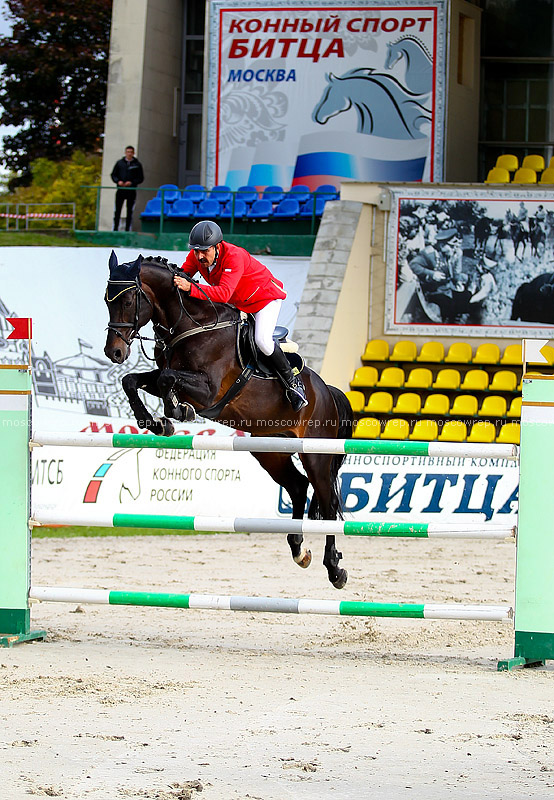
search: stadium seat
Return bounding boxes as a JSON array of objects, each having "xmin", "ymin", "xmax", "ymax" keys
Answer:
[
  {"xmin": 235, "ymin": 185, "xmax": 258, "ymax": 205},
  {"xmin": 513, "ymin": 167, "xmax": 537, "ymax": 184},
  {"xmin": 409, "ymin": 420, "xmax": 439, "ymax": 441},
  {"xmin": 433, "ymin": 369, "xmax": 461, "ymax": 390},
  {"xmin": 287, "ymin": 184, "xmax": 311, "ymax": 204},
  {"xmin": 421, "ymin": 394, "xmax": 450, "ymax": 416},
  {"xmin": 353, "ymin": 417, "xmax": 381, "ymax": 439},
  {"xmin": 345, "ymin": 390, "xmax": 365, "ymax": 413},
  {"xmin": 500, "ymin": 344, "xmax": 522, "ymax": 364},
  {"xmin": 495, "ymin": 154, "xmax": 518, "ymax": 172},
  {"xmin": 364, "ymin": 391, "xmax": 394, "ymax": 414},
  {"xmin": 299, "ymin": 197, "xmax": 327, "ymax": 217},
  {"xmin": 274, "ymin": 198, "xmax": 300, "ymax": 218},
  {"xmin": 450, "ymin": 395, "xmax": 479, "ymax": 417},
  {"xmin": 467, "ymin": 421, "xmax": 496, "ymax": 443},
  {"xmin": 507, "ymin": 397, "xmax": 522, "ymax": 418},
  {"xmin": 376, "ymin": 366, "xmax": 405, "ymax": 388},
  {"xmin": 220, "ymin": 199, "xmax": 248, "ymax": 218},
  {"xmin": 156, "ymin": 184, "xmax": 181, "ymax": 203},
  {"xmin": 182, "ymin": 184, "xmax": 207, "ymax": 204},
  {"xmin": 473, "ymin": 343, "xmax": 500, "ymax": 364},
  {"xmin": 314, "ymin": 183, "xmax": 339, "ymax": 201},
  {"xmin": 522, "ymin": 154, "xmax": 545, "ymax": 172},
  {"xmin": 247, "ymin": 199, "xmax": 274, "ymax": 219},
  {"xmin": 438, "ymin": 421, "xmax": 467, "ymax": 442},
  {"xmin": 444, "ymin": 342, "xmax": 473, "ymax": 363},
  {"xmin": 490, "ymin": 370, "xmax": 518, "ymax": 392},
  {"xmin": 262, "ymin": 185, "xmax": 285, "ymax": 204},
  {"xmin": 140, "ymin": 198, "xmax": 172, "ymax": 218},
  {"xmin": 167, "ymin": 198, "xmax": 195, "ymax": 218},
  {"xmin": 350, "ymin": 366, "xmax": 378, "ymax": 388},
  {"xmin": 485, "ymin": 167, "xmax": 510, "ymax": 184},
  {"xmin": 496, "ymin": 422, "xmax": 521, "ymax": 444},
  {"xmin": 405, "ymin": 367, "xmax": 433, "ymax": 389},
  {"xmin": 392, "ymin": 392, "xmax": 421, "ymax": 415},
  {"xmin": 194, "ymin": 198, "xmax": 222, "ymax": 218},
  {"xmin": 390, "ymin": 340, "xmax": 417, "ymax": 361},
  {"xmin": 460, "ymin": 369, "xmax": 489, "ymax": 392},
  {"xmin": 416, "ymin": 342, "xmax": 445, "ymax": 362},
  {"xmin": 478, "ymin": 396, "xmax": 507, "ymax": 417},
  {"xmin": 362, "ymin": 339, "xmax": 390, "ymax": 361},
  {"xmin": 539, "ymin": 168, "xmax": 554, "ymax": 184},
  {"xmin": 381, "ymin": 419, "xmax": 410, "ymax": 440},
  {"xmin": 209, "ymin": 185, "xmax": 232, "ymax": 204}
]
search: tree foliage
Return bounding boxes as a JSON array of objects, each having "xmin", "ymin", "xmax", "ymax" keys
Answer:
[{"xmin": 0, "ymin": 0, "xmax": 112, "ymax": 182}]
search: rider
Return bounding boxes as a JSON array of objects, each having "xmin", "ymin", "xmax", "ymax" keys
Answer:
[{"xmin": 173, "ymin": 219, "xmax": 308, "ymax": 412}]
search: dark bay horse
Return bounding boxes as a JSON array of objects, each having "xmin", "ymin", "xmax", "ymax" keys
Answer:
[{"xmin": 104, "ymin": 252, "xmax": 353, "ymax": 588}]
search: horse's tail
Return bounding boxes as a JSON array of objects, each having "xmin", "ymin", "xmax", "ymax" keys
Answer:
[{"xmin": 308, "ymin": 385, "xmax": 354, "ymax": 521}]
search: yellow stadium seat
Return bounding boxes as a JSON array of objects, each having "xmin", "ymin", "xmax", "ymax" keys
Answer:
[
  {"xmin": 500, "ymin": 344, "xmax": 522, "ymax": 365},
  {"xmin": 350, "ymin": 366, "xmax": 378, "ymax": 388},
  {"xmin": 390, "ymin": 340, "xmax": 417, "ymax": 361},
  {"xmin": 489, "ymin": 370, "xmax": 518, "ymax": 392},
  {"xmin": 460, "ymin": 369, "xmax": 489, "ymax": 391},
  {"xmin": 409, "ymin": 420, "xmax": 439, "ymax": 441},
  {"xmin": 405, "ymin": 367, "xmax": 433, "ymax": 389},
  {"xmin": 467, "ymin": 421, "xmax": 496, "ymax": 443},
  {"xmin": 540, "ymin": 168, "xmax": 554, "ymax": 184},
  {"xmin": 376, "ymin": 366, "xmax": 405, "ymax": 388},
  {"xmin": 473, "ymin": 343, "xmax": 500, "ymax": 364},
  {"xmin": 364, "ymin": 391, "xmax": 394, "ymax": 414},
  {"xmin": 421, "ymin": 394, "xmax": 450, "ymax": 415},
  {"xmin": 438, "ymin": 420, "xmax": 467, "ymax": 442},
  {"xmin": 444, "ymin": 342, "xmax": 473, "ymax": 363},
  {"xmin": 478, "ymin": 396, "xmax": 507, "ymax": 417},
  {"xmin": 381, "ymin": 419, "xmax": 410, "ymax": 440},
  {"xmin": 362, "ymin": 339, "xmax": 390, "ymax": 361},
  {"xmin": 353, "ymin": 417, "xmax": 381, "ymax": 439},
  {"xmin": 513, "ymin": 167, "xmax": 537, "ymax": 184},
  {"xmin": 433, "ymin": 368, "xmax": 461, "ymax": 390},
  {"xmin": 416, "ymin": 342, "xmax": 445, "ymax": 362},
  {"xmin": 345, "ymin": 390, "xmax": 365, "ymax": 413},
  {"xmin": 485, "ymin": 167, "xmax": 510, "ymax": 184},
  {"xmin": 507, "ymin": 397, "xmax": 522, "ymax": 418},
  {"xmin": 450, "ymin": 395, "xmax": 479, "ymax": 417},
  {"xmin": 392, "ymin": 392, "xmax": 422, "ymax": 415},
  {"xmin": 522, "ymin": 154, "xmax": 545, "ymax": 172},
  {"xmin": 496, "ymin": 422, "xmax": 521, "ymax": 445},
  {"xmin": 495, "ymin": 154, "xmax": 518, "ymax": 172}
]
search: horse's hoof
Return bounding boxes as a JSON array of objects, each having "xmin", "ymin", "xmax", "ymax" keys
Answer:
[
  {"xmin": 293, "ymin": 549, "xmax": 312, "ymax": 569},
  {"xmin": 332, "ymin": 569, "xmax": 348, "ymax": 590},
  {"xmin": 159, "ymin": 417, "xmax": 175, "ymax": 437}
]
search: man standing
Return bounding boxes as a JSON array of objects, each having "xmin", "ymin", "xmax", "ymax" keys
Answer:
[{"xmin": 111, "ymin": 146, "xmax": 144, "ymax": 231}]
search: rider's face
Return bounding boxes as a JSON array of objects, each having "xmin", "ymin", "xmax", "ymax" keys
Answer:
[{"xmin": 195, "ymin": 246, "xmax": 217, "ymax": 267}]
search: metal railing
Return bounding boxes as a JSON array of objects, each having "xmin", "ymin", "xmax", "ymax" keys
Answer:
[{"xmin": 0, "ymin": 202, "xmax": 76, "ymax": 231}]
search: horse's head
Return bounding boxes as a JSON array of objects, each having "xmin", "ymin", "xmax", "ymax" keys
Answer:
[
  {"xmin": 104, "ymin": 250, "xmax": 152, "ymax": 363},
  {"xmin": 312, "ymin": 73, "xmax": 351, "ymax": 124},
  {"xmin": 384, "ymin": 41, "xmax": 401, "ymax": 70}
]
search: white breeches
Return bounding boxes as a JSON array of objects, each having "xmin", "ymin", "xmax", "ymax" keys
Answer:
[{"xmin": 254, "ymin": 299, "xmax": 282, "ymax": 356}]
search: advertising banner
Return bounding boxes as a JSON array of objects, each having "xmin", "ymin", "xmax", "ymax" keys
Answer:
[{"xmin": 207, "ymin": 0, "xmax": 447, "ymax": 191}]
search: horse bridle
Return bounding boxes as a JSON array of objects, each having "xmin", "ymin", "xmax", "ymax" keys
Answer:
[{"xmin": 105, "ymin": 277, "xmax": 154, "ymax": 355}]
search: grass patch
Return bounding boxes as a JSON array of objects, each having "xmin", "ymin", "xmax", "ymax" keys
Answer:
[
  {"xmin": 0, "ymin": 231, "xmax": 99, "ymax": 247},
  {"xmin": 32, "ymin": 526, "xmax": 218, "ymax": 538}
]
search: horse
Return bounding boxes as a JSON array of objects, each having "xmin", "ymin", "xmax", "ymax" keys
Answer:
[
  {"xmin": 312, "ymin": 68, "xmax": 432, "ymax": 139},
  {"xmin": 384, "ymin": 35, "xmax": 433, "ymax": 95},
  {"xmin": 507, "ymin": 215, "xmax": 528, "ymax": 261},
  {"xmin": 512, "ymin": 272, "xmax": 554, "ymax": 323},
  {"xmin": 473, "ymin": 216, "xmax": 492, "ymax": 255},
  {"xmin": 529, "ymin": 217, "xmax": 547, "ymax": 259},
  {"xmin": 103, "ymin": 252, "xmax": 354, "ymax": 589}
]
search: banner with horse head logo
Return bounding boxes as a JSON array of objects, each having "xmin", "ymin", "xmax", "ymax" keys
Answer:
[{"xmin": 207, "ymin": 0, "xmax": 447, "ymax": 191}]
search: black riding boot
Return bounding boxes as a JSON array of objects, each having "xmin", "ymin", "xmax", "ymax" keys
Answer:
[{"xmin": 267, "ymin": 344, "xmax": 308, "ymax": 412}]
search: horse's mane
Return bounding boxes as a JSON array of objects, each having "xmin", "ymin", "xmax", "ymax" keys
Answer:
[
  {"xmin": 335, "ymin": 67, "xmax": 430, "ymax": 98},
  {"xmin": 389, "ymin": 35, "xmax": 433, "ymax": 62}
]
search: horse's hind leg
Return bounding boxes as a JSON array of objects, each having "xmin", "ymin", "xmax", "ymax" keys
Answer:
[{"xmin": 251, "ymin": 452, "xmax": 312, "ymax": 569}]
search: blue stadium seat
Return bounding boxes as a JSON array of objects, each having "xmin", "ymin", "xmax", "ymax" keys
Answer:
[
  {"xmin": 208, "ymin": 185, "xmax": 232, "ymax": 204},
  {"xmin": 220, "ymin": 199, "xmax": 248, "ymax": 218},
  {"xmin": 247, "ymin": 199, "xmax": 274, "ymax": 219},
  {"xmin": 167, "ymin": 198, "xmax": 195, "ymax": 218},
  {"xmin": 182, "ymin": 184, "xmax": 207, "ymax": 204},
  {"xmin": 287, "ymin": 184, "xmax": 311, "ymax": 204},
  {"xmin": 155, "ymin": 184, "xmax": 181, "ymax": 204},
  {"xmin": 314, "ymin": 183, "xmax": 339, "ymax": 201},
  {"xmin": 299, "ymin": 197, "xmax": 327, "ymax": 217},
  {"xmin": 235, "ymin": 185, "xmax": 258, "ymax": 205},
  {"xmin": 193, "ymin": 198, "xmax": 222, "ymax": 218},
  {"xmin": 140, "ymin": 198, "xmax": 172, "ymax": 218},
  {"xmin": 274, "ymin": 198, "xmax": 300, "ymax": 219},
  {"xmin": 262, "ymin": 185, "xmax": 285, "ymax": 204}
]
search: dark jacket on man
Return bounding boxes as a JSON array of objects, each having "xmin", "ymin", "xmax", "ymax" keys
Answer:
[{"xmin": 111, "ymin": 157, "xmax": 144, "ymax": 187}]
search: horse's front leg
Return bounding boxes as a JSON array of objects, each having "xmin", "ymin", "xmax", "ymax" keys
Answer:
[
  {"xmin": 121, "ymin": 370, "xmax": 175, "ymax": 437},
  {"xmin": 158, "ymin": 368, "xmax": 213, "ymax": 422}
]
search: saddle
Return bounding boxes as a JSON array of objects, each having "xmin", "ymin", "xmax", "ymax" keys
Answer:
[{"xmin": 237, "ymin": 313, "xmax": 304, "ymax": 378}]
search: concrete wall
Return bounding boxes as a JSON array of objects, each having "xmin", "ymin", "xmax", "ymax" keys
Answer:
[{"xmin": 99, "ymin": 0, "xmax": 183, "ymax": 231}]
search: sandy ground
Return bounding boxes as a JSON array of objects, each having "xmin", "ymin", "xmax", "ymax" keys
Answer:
[{"xmin": 1, "ymin": 532, "xmax": 553, "ymax": 800}]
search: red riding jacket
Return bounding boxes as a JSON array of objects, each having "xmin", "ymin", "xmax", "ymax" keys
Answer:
[{"xmin": 180, "ymin": 241, "xmax": 286, "ymax": 313}]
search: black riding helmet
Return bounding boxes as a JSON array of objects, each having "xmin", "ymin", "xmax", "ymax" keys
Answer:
[{"xmin": 188, "ymin": 220, "xmax": 223, "ymax": 250}]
